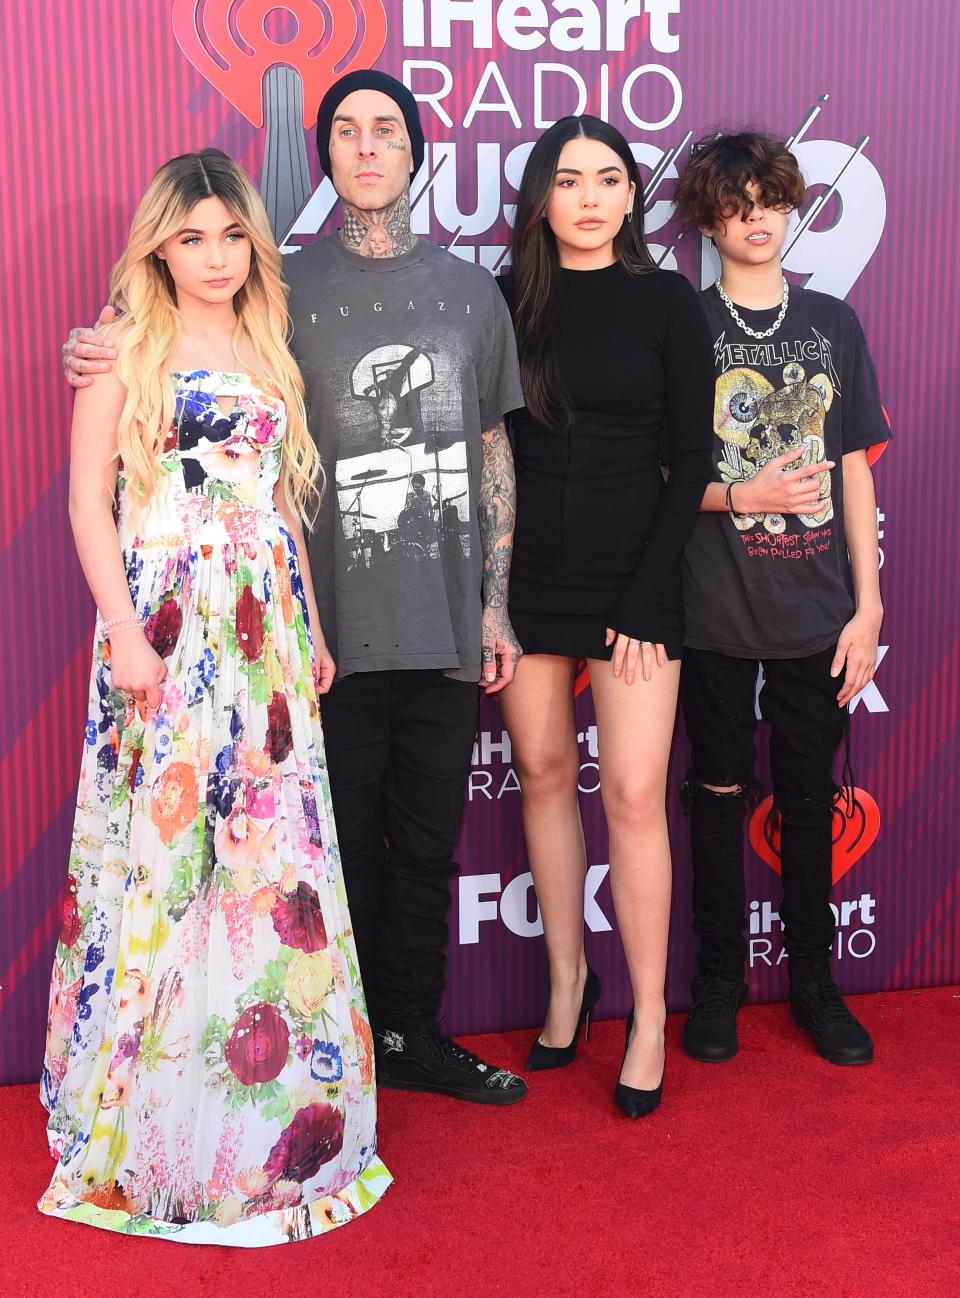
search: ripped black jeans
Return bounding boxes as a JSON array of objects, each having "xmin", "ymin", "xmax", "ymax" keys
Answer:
[{"xmin": 680, "ymin": 645, "xmax": 849, "ymax": 984}]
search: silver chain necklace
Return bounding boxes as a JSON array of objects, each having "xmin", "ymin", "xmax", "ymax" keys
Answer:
[{"xmin": 715, "ymin": 276, "xmax": 789, "ymax": 339}]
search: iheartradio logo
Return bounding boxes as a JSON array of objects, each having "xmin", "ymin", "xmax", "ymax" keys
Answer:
[
  {"xmin": 173, "ymin": 1, "xmax": 389, "ymax": 240},
  {"xmin": 172, "ymin": 0, "xmax": 387, "ymax": 127},
  {"xmin": 749, "ymin": 788, "xmax": 881, "ymax": 884}
]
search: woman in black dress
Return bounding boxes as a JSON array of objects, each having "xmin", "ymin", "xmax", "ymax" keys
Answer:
[{"xmin": 498, "ymin": 117, "xmax": 714, "ymax": 1115}]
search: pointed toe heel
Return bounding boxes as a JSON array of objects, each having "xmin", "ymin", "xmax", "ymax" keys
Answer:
[
  {"xmin": 525, "ymin": 966, "xmax": 602, "ymax": 1071},
  {"xmin": 613, "ymin": 1011, "xmax": 665, "ymax": 1118},
  {"xmin": 525, "ymin": 1038, "xmax": 575, "ymax": 1070},
  {"xmin": 613, "ymin": 1078, "xmax": 664, "ymax": 1119}
]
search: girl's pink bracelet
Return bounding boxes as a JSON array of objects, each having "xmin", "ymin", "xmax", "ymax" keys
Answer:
[{"xmin": 101, "ymin": 613, "xmax": 141, "ymax": 634}]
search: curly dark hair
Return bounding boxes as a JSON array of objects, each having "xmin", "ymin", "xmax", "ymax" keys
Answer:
[{"xmin": 673, "ymin": 131, "xmax": 807, "ymax": 232}]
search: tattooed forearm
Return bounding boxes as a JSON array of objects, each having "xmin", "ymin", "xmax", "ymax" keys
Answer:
[
  {"xmin": 478, "ymin": 420, "xmax": 516, "ymax": 611},
  {"xmin": 339, "ymin": 190, "xmax": 417, "ymax": 258},
  {"xmin": 478, "ymin": 419, "xmax": 522, "ymax": 684}
]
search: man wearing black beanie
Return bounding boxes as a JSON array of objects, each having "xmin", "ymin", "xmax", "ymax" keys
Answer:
[
  {"xmin": 290, "ymin": 72, "xmax": 528, "ymax": 1105},
  {"xmin": 62, "ymin": 69, "xmax": 527, "ymax": 1108},
  {"xmin": 315, "ymin": 70, "xmax": 426, "ymax": 180}
]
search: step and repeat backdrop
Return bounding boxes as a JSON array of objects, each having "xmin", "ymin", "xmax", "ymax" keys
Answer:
[{"xmin": 1, "ymin": 0, "xmax": 958, "ymax": 1082}]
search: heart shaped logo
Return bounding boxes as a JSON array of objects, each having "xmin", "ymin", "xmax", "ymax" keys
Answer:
[
  {"xmin": 866, "ymin": 405, "xmax": 893, "ymax": 466},
  {"xmin": 172, "ymin": 0, "xmax": 388, "ymax": 129},
  {"xmin": 749, "ymin": 788, "xmax": 881, "ymax": 884}
]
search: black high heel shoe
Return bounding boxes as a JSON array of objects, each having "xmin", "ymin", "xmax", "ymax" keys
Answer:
[
  {"xmin": 613, "ymin": 1011, "xmax": 664, "ymax": 1118},
  {"xmin": 525, "ymin": 966, "xmax": 602, "ymax": 1070}
]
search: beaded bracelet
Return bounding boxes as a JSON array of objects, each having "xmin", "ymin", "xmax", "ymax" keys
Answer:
[{"xmin": 101, "ymin": 613, "xmax": 141, "ymax": 634}]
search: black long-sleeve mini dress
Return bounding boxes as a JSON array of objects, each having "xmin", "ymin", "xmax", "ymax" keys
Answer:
[{"xmin": 498, "ymin": 261, "xmax": 715, "ymax": 661}]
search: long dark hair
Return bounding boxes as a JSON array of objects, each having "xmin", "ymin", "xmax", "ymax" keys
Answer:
[{"xmin": 510, "ymin": 116, "xmax": 655, "ymax": 426}]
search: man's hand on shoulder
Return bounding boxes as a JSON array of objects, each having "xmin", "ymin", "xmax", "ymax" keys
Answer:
[{"xmin": 63, "ymin": 305, "xmax": 118, "ymax": 388}]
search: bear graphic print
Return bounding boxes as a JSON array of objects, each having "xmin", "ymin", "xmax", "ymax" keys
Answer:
[
  {"xmin": 336, "ymin": 342, "xmax": 471, "ymax": 571},
  {"xmin": 713, "ymin": 359, "xmax": 835, "ymax": 537}
]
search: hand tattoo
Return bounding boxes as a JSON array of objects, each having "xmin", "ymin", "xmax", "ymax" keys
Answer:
[{"xmin": 339, "ymin": 189, "xmax": 417, "ymax": 259}]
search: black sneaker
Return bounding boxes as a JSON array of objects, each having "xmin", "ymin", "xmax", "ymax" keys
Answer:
[
  {"xmin": 682, "ymin": 975, "xmax": 748, "ymax": 1062},
  {"xmin": 374, "ymin": 1025, "xmax": 528, "ymax": 1105},
  {"xmin": 789, "ymin": 976, "xmax": 874, "ymax": 1065}
]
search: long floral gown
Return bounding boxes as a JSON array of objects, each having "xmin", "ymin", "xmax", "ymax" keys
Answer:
[{"xmin": 39, "ymin": 370, "xmax": 391, "ymax": 1245}]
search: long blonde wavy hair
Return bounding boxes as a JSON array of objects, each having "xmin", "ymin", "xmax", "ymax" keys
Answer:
[{"xmin": 106, "ymin": 148, "xmax": 321, "ymax": 523}]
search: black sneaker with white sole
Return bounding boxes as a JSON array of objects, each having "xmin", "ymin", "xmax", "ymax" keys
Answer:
[
  {"xmin": 789, "ymin": 976, "xmax": 874, "ymax": 1065},
  {"xmin": 682, "ymin": 974, "xmax": 748, "ymax": 1062},
  {"xmin": 374, "ymin": 1025, "xmax": 528, "ymax": 1105}
]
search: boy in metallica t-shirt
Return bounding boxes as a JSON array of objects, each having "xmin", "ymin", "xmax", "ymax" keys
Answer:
[{"xmin": 673, "ymin": 133, "xmax": 888, "ymax": 1066}]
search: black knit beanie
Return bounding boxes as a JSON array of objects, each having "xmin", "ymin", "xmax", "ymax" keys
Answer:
[{"xmin": 316, "ymin": 70, "xmax": 425, "ymax": 179}]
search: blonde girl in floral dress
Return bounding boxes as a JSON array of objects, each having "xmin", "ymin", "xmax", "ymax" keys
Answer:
[{"xmin": 40, "ymin": 149, "xmax": 391, "ymax": 1245}]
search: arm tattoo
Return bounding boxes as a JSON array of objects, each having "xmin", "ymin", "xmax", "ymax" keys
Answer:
[
  {"xmin": 339, "ymin": 190, "xmax": 417, "ymax": 258},
  {"xmin": 478, "ymin": 420, "xmax": 516, "ymax": 612}
]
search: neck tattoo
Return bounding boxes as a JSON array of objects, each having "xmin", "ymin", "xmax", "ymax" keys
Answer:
[{"xmin": 339, "ymin": 190, "xmax": 417, "ymax": 259}]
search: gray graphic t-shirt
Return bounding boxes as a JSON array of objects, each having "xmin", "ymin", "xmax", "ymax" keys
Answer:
[{"xmin": 287, "ymin": 235, "xmax": 523, "ymax": 681}]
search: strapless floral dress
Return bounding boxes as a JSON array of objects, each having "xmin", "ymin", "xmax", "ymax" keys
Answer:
[{"xmin": 39, "ymin": 370, "xmax": 391, "ymax": 1246}]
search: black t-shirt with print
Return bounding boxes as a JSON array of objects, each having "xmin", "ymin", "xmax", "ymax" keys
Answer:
[{"xmin": 682, "ymin": 285, "xmax": 888, "ymax": 659}]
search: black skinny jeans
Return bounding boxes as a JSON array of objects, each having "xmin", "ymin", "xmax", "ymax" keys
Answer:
[
  {"xmin": 319, "ymin": 669, "xmax": 478, "ymax": 1030},
  {"xmin": 680, "ymin": 645, "xmax": 848, "ymax": 984}
]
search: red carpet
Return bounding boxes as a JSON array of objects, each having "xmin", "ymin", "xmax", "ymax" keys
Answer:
[{"xmin": 2, "ymin": 986, "xmax": 958, "ymax": 1298}]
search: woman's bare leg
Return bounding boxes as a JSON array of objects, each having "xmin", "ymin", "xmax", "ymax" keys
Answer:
[
  {"xmin": 499, "ymin": 653, "xmax": 589, "ymax": 1046},
  {"xmin": 589, "ymin": 656, "xmax": 680, "ymax": 1089}
]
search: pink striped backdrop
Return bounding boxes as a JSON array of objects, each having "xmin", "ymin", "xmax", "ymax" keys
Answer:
[{"xmin": 1, "ymin": 0, "xmax": 958, "ymax": 1082}]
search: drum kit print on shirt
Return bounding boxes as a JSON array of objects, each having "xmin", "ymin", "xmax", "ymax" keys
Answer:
[{"xmin": 335, "ymin": 341, "xmax": 471, "ymax": 572}]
